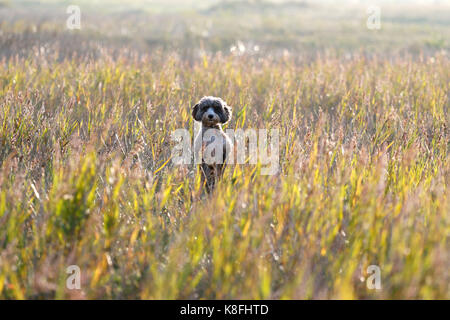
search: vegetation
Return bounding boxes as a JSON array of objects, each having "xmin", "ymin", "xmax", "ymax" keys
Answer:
[{"xmin": 0, "ymin": 0, "xmax": 448, "ymax": 299}]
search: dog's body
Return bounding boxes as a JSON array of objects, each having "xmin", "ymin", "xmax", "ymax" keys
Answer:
[{"xmin": 192, "ymin": 96, "xmax": 233, "ymax": 193}]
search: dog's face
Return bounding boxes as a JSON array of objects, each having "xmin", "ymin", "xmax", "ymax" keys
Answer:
[{"xmin": 192, "ymin": 96, "xmax": 232, "ymax": 127}]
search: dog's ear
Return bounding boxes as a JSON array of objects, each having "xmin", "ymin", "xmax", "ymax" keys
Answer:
[
  {"xmin": 192, "ymin": 103, "xmax": 201, "ymax": 121},
  {"xmin": 221, "ymin": 104, "xmax": 232, "ymax": 124}
]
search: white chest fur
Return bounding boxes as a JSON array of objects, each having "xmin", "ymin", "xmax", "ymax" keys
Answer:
[{"xmin": 194, "ymin": 126, "xmax": 233, "ymax": 165}]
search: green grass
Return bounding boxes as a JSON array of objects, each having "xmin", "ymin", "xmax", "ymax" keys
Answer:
[{"xmin": 0, "ymin": 0, "xmax": 449, "ymax": 300}]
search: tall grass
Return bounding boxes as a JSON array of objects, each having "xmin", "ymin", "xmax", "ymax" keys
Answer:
[{"xmin": 0, "ymin": 47, "xmax": 448, "ymax": 299}]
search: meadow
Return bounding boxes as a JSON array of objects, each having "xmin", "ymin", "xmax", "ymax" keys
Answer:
[{"xmin": 0, "ymin": 0, "xmax": 449, "ymax": 299}]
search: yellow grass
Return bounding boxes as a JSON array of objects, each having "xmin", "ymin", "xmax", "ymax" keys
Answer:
[{"xmin": 0, "ymin": 0, "xmax": 448, "ymax": 299}]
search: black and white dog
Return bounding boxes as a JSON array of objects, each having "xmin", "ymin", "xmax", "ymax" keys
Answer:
[{"xmin": 192, "ymin": 96, "xmax": 233, "ymax": 193}]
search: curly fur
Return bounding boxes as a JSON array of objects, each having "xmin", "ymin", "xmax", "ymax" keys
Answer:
[{"xmin": 192, "ymin": 96, "xmax": 233, "ymax": 193}]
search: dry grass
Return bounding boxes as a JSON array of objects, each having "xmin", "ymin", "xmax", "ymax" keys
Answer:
[{"xmin": 0, "ymin": 0, "xmax": 449, "ymax": 300}]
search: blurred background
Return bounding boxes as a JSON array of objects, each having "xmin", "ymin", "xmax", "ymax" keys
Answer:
[{"xmin": 0, "ymin": 0, "xmax": 449, "ymax": 60}]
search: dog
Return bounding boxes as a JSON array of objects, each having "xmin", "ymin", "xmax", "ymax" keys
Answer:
[{"xmin": 192, "ymin": 96, "xmax": 233, "ymax": 193}]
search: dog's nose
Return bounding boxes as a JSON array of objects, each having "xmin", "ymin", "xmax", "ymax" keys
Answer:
[{"xmin": 208, "ymin": 114, "xmax": 213, "ymax": 119}]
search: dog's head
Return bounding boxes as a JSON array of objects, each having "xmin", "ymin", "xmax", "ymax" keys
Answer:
[{"xmin": 192, "ymin": 96, "xmax": 232, "ymax": 127}]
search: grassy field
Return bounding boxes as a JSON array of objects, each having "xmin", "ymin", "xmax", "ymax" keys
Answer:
[{"xmin": 0, "ymin": 0, "xmax": 449, "ymax": 299}]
